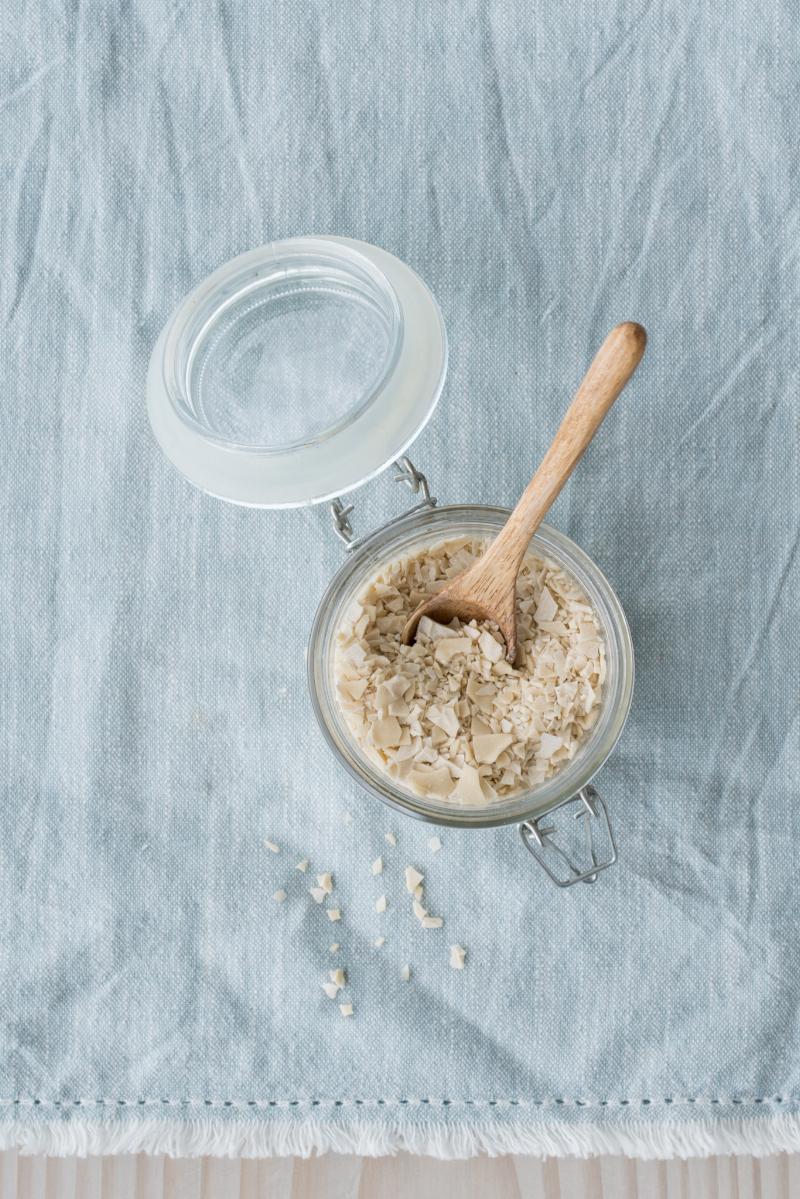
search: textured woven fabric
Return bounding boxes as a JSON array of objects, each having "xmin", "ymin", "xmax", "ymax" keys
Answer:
[{"xmin": 1, "ymin": 0, "xmax": 799, "ymax": 1156}]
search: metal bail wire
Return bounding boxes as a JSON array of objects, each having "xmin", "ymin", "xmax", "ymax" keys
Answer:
[
  {"xmin": 330, "ymin": 497, "xmax": 356, "ymax": 545},
  {"xmin": 519, "ymin": 785, "xmax": 617, "ymax": 887},
  {"xmin": 392, "ymin": 455, "xmax": 434, "ymax": 504},
  {"xmin": 329, "ymin": 457, "xmax": 437, "ymax": 548}
]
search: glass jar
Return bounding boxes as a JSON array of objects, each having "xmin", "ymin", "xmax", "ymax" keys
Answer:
[
  {"xmin": 147, "ymin": 236, "xmax": 634, "ymax": 885},
  {"xmin": 307, "ymin": 493, "xmax": 634, "ymax": 883}
]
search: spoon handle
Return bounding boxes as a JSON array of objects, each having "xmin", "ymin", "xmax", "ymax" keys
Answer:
[{"xmin": 486, "ymin": 321, "xmax": 646, "ymax": 569}]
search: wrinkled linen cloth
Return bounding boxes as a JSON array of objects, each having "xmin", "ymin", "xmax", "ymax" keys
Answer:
[{"xmin": 1, "ymin": 0, "xmax": 799, "ymax": 1159}]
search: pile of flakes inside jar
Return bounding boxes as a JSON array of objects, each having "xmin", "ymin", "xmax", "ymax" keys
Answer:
[{"xmin": 333, "ymin": 537, "xmax": 605, "ymax": 804}]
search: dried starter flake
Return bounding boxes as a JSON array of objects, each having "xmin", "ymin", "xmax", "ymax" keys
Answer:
[
  {"xmin": 322, "ymin": 981, "xmax": 340, "ymax": 999},
  {"xmin": 434, "ymin": 636, "xmax": 473, "ymax": 664},
  {"xmin": 421, "ymin": 915, "xmax": 443, "ymax": 929},
  {"xmin": 317, "ymin": 873, "xmax": 334, "ymax": 894},
  {"xmin": 375, "ymin": 895, "xmax": 387, "ymax": 913},
  {"xmin": 450, "ymin": 944, "xmax": 466, "ymax": 970},
  {"xmin": 405, "ymin": 866, "xmax": 424, "ymax": 894},
  {"xmin": 339, "ymin": 1003, "xmax": 354, "ymax": 1017},
  {"xmin": 310, "ymin": 887, "xmax": 326, "ymax": 904},
  {"xmin": 295, "ymin": 860, "xmax": 310, "ymax": 873},
  {"xmin": 371, "ymin": 857, "xmax": 384, "ymax": 875},
  {"xmin": 372, "ymin": 716, "xmax": 403, "ymax": 747},
  {"xmin": 373, "ymin": 936, "xmax": 386, "ymax": 948},
  {"xmin": 535, "ymin": 586, "xmax": 558, "ymax": 624},
  {"xmin": 263, "ymin": 840, "xmax": 280, "ymax": 854},
  {"xmin": 330, "ymin": 968, "xmax": 346, "ymax": 988},
  {"xmin": 326, "ymin": 908, "xmax": 342, "ymax": 922},
  {"xmin": 272, "ymin": 889, "xmax": 287, "ymax": 903},
  {"xmin": 478, "ymin": 630, "xmax": 503, "ymax": 662},
  {"xmin": 472, "ymin": 733, "xmax": 513, "ymax": 764},
  {"xmin": 453, "ymin": 764, "xmax": 487, "ymax": 805},
  {"xmin": 334, "ymin": 537, "xmax": 605, "ymax": 804},
  {"xmin": 428, "ymin": 836, "xmax": 442, "ymax": 853},
  {"xmin": 400, "ymin": 964, "xmax": 411, "ymax": 982},
  {"xmin": 384, "ymin": 832, "xmax": 397, "ymax": 846},
  {"xmin": 329, "ymin": 943, "xmax": 340, "ymax": 953}
]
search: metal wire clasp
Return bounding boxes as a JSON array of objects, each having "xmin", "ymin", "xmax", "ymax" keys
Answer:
[
  {"xmin": 330, "ymin": 456, "xmax": 437, "ymax": 548},
  {"xmin": 519, "ymin": 786, "xmax": 617, "ymax": 887}
]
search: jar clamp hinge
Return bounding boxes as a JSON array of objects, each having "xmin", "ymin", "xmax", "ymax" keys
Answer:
[
  {"xmin": 519, "ymin": 786, "xmax": 617, "ymax": 886},
  {"xmin": 330, "ymin": 456, "xmax": 437, "ymax": 550}
]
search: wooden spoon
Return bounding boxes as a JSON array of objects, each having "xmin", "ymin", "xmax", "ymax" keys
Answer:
[{"xmin": 401, "ymin": 321, "xmax": 647, "ymax": 662}]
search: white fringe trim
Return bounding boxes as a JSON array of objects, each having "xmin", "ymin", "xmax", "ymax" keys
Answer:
[{"xmin": 3, "ymin": 1113, "xmax": 800, "ymax": 1159}]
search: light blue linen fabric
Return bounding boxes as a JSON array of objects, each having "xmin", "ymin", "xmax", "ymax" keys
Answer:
[{"xmin": 1, "ymin": 0, "xmax": 799, "ymax": 1155}]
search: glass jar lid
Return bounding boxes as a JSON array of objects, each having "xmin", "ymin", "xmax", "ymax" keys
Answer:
[{"xmin": 146, "ymin": 236, "xmax": 448, "ymax": 507}]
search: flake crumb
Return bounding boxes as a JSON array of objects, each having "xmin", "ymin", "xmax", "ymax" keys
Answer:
[
  {"xmin": 295, "ymin": 860, "xmax": 309, "ymax": 873},
  {"xmin": 272, "ymin": 889, "xmax": 287, "ymax": 903},
  {"xmin": 263, "ymin": 840, "xmax": 280, "ymax": 854},
  {"xmin": 371, "ymin": 856, "xmax": 384, "ymax": 875},
  {"xmin": 412, "ymin": 900, "xmax": 427, "ymax": 921},
  {"xmin": 405, "ymin": 866, "xmax": 424, "ymax": 893},
  {"xmin": 339, "ymin": 1003, "xmax": 354, "ymax": 1017},
  {"xmin": 329, "ymin": 943, "xmax": 340, "ymax": 953},
  {"xmin": 450, "ymin": 944, "xmax": 466, "ymax": 970},
  {"xmin": 428, "ymin": 836, "xmax": 442, "ymax": 853},
  {"xmin": 422, "ymin": 915, "xmax": 443, "ymax": 929},
  {"xmin": 400, "ymin": 964, "xmax": 411, "ymax": 982},
  {"xmin": 310, "ymin": 887, "xmax": 326, "ymax": 904},
  {"xmin": 385, "ymin": 832, "xmax": 397, "ymax": 846},
  {"xmin": 327, "ymin": 908, "xmax": 342, "ymax": 922},
  {"xmin": 322, "ymin": 981, "xmax": 340, "ymax": 999},
  {"xmin": 317, "ymin": 872, "xmax": 334, "ymax": 894},
  {"xmin": 373, "ymin": 936, "xmax": 385, "ymax": 948},
  {"xmin": 535, "ymin": 585, "xmax": 558, "ymax": 624},
  {"xmin": 375, "ymin": 894, "xmax": 387, "ymax": 913},
  {"xmin": 472, "ymin": 732, "xmax": 512, "ymax": 764}
]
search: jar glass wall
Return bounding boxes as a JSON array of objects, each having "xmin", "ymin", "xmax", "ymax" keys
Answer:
[{"xmin": 308, "ymin": 505, "xmax": 634, "ymax": 829}]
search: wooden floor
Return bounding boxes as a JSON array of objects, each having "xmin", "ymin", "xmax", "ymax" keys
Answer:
[{"xmin": 1, "ymin": 1152, "xmax": 798, "ymax": 1198}]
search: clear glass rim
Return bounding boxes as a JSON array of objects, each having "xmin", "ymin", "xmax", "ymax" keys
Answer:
[
  {"xmin": 160, "ymin": 237, "xmax": 404, "ymax": 455},
  {"xmin": 307, "ymin": 504, "xmax": 635, "ymax": 829},
  {"xmin": 146, "ymin": 237, "xmax": 449, "ymax": 508}
]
